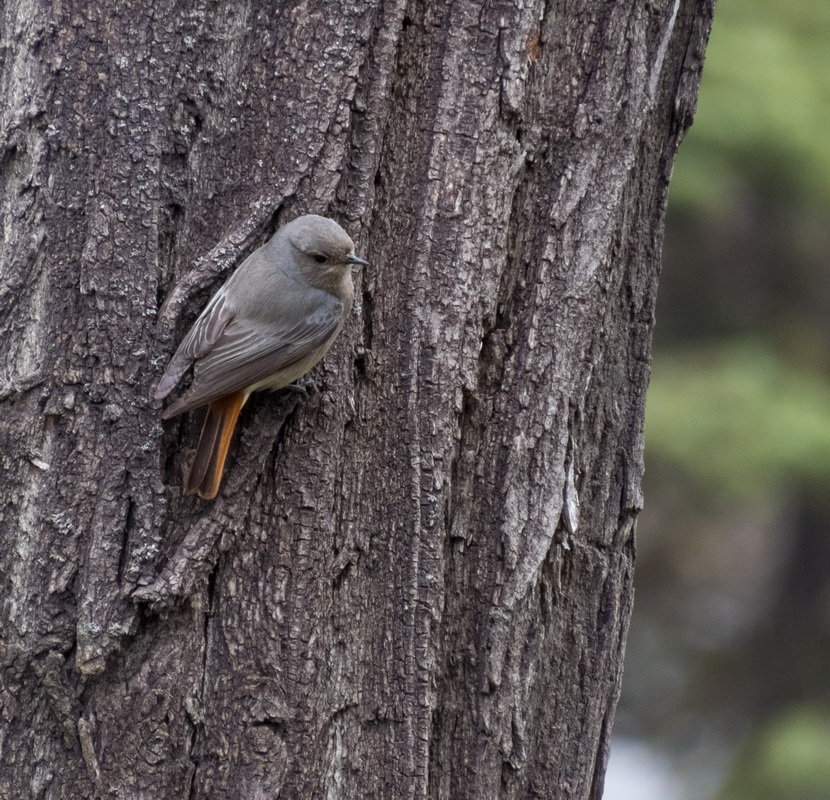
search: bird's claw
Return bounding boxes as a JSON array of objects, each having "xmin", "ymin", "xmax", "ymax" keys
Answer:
[{"xmin": 285, "ymin": 378, "xmax": 319, "ymax": 397}]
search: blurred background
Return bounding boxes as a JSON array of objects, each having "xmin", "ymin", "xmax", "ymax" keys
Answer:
[{"xmin": 605, "ymin": 1, "xmax": 830, "ymax": 798}]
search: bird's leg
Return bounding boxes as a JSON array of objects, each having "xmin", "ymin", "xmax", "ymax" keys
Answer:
[{"xmin": 283, "ymin": 378, "xmax": 319, "ymax": 397}]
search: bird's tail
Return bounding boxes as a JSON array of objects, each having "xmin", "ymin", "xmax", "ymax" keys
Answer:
[{"xmin": 186, "ymin": 392, "xmax": 247, "ymax": 499}]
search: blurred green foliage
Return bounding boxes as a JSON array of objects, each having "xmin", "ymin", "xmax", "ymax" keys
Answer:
[
  {"xmin": 646, "ymin": 340, "xmax": 830, "ymax": 498},
  {"xmin": 671, "ymin": 0, "xmax": 830, "ymax": 211},
  {"xmin": 619, "ymin": 4, "xmax": 830, "ymax": 799},
  {"xmin": 649, "ymin": 0, "xmax": 830, "ymax": 501},
  {"xmin": 717, "ymin": 707, "xmax": 830, "ymax": 800}
]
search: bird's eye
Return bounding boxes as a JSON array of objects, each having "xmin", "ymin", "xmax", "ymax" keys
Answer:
[{"xmin": 313, "ymin": 254, "xmax": 328, "ymax": 264}]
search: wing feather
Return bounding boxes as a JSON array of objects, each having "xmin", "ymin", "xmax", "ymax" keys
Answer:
[
  {"xmin": 161, "ymin": 297, "xmax": 342, "ymax": 417},
  {"xmin": 154, "ymin": 292, "xmax": 234, "ymax": 400}
]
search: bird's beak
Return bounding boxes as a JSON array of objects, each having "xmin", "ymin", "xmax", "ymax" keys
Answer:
[{"xmin": 346, "ymin": 253, "xmax": 368, "ymax": 266}]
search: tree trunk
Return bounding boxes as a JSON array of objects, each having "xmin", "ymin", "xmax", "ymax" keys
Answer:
[{"xmin": 0, "ymin": 1, "xmax": 713, "ymax": 798}]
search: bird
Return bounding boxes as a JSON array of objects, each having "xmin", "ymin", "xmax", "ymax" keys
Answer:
[{"xmin": 154, "ymin": 214, "xmax": 366, "ymax": 499}]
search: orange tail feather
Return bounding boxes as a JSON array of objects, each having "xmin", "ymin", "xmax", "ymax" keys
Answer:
[{"xmin": 186, "ymin": 392, "xmax": 247, "ymax": 499}]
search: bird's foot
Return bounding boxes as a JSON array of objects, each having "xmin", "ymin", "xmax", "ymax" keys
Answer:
[{"xmin": 285, "ymin": 378, "xmax": 319, "ymax": 397}]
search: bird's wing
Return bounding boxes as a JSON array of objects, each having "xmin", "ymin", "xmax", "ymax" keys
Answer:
[
  {"xmin": 154, "ymin": 291, "xmax": 235, "ymax": 401},
  {"xmin": 161, "ymin": 296, "xmax": 343, "ymax": 418}
]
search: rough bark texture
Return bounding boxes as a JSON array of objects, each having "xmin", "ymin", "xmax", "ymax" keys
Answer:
[{"xmin": 0, "ymin": 1, "xmax": 713, "ymax": 798}]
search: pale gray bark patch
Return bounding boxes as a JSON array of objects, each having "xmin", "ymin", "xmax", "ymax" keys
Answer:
[{"xmin": 0, "ymin": 0, "xmax": 713, "ymax": 798}]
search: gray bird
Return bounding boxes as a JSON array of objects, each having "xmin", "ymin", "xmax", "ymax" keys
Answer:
[{"xmin": 155, "ymin": 214, "xmax": 366, "ymax": 499}]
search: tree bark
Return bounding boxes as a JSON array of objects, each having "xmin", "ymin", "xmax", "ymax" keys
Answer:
[{"xmin": 0, "ymin": 1, "xmax": 713, "ymax": 798}]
